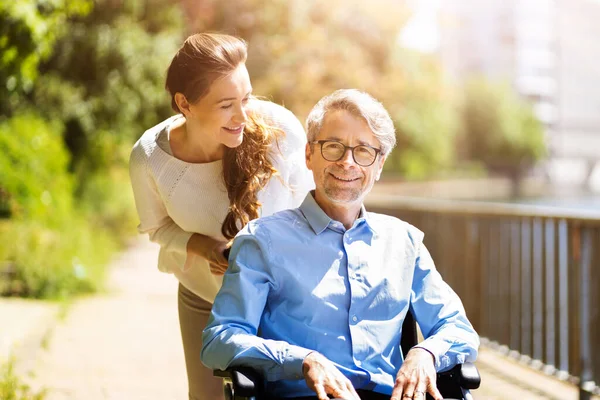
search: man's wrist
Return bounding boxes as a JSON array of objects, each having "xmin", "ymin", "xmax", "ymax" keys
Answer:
[
  {"xmin": 411, "ymin": 346, "xmax": 436, "ymax": 364},
  {"xmin": 281, "ymin": 346, "xmax": 314, "ymax": 381},
  {"xmin": 302, "ymin": 351, "xmax": 318, "ymax": 375}
]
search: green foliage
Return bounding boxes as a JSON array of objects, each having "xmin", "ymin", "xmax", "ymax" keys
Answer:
[
  {"xmin": 78, "ymin": 168, "xmax": 139, "ymax": 240},
  {"xmin": 460, "ymin": 78, "xmax": 547, "ymax": 174},
  {"xmin": 0, "ymin": 0, "xmax": 92, "ymax": 113},
  {"xmin": 33, "ymin": 0, "xmax": 184, "ymax": 183},
  {"xmin": 0, "ymin": 112, "xmax": 117, "ymax": 298},
  {"xmin": 0, "ymin": 0, "xmax": 186, "ymax": 299},
  {"xmin": 0, "ymin": 358, "xmax": 46, "ymax": 400},
  {"xmin": 0, "ymin": 113, "xmax": 73, "ymax": 221},
  {"xmin": 383, "ymin": 54, "xmax": 460, "ymax": 179},
  {"xmin": 0, "ymin": 216, "xmax": 115, "ymax": 298}
]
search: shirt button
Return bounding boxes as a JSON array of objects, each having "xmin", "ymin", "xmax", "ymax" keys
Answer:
[{"xmin": 352, "ymin": 315, "xmax": 358, "ymax": 322}]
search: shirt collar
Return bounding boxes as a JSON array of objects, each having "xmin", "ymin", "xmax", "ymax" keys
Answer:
[{"xmin": 299, "ymin": 191, "xmax": 376, "ymax": 235}]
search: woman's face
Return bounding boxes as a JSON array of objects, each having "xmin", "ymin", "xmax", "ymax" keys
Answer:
[{"xmin": 186, "ymin": 63, "xmax": 252, "ymax": 149}]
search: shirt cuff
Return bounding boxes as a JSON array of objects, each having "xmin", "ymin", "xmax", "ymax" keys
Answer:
[
  {"xmin": 412, "ymin": 337, "xmax": 451, "ymax": 371},
  {"xmin": 173, "ymin": 230, "xmax": 194, "ymax": 255},
  {"xmin": 280, "ymin": 345, "xmax": 314, "ymax": 381}
]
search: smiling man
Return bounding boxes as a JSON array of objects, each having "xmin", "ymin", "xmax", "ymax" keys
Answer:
[{"xmin": 201, "ymin": 89, "xmax": 479, "ymax": 400}]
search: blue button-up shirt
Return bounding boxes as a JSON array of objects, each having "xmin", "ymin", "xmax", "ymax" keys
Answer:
[{"xmin": 202, "ymin": 192, "xmax": 479, "ymax": 397}]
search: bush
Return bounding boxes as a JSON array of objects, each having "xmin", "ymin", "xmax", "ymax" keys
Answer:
[
  {"xmin": 0, "ymin": 216, "xmax": 117, "ymax": 299},
  {"xmin": 79, "ymin": 167, "xmax": 139, "ymax": 241},
  {"xmin": 0, "ymin": 0, "xmax": 186, "ymax": 299},
  {"xmin": 0, "ymin": 113, "xmax": 119, "ymax": 298},
  {"xmin": 0, "ymin": 113, "xmax": 73, "ymax": 222}
]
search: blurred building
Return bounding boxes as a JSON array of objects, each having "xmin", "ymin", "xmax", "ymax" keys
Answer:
[{"xmin": 437, "ymin": 0, "xmax": 600, "ymax": 188}]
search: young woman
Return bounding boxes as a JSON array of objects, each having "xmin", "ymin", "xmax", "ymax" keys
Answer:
[{"xmin": 129, "ymin": 33, "xmax": 314, "ymax": 399}]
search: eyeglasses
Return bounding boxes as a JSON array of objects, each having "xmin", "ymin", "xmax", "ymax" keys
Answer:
[{"xmin": 311, "ymin": 140, "xmax": 382, "ymax": 167}]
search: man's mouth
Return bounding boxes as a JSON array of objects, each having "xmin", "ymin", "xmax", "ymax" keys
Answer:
[
  {"xmin": 330, "ymin": 173, "xmax": 360, "ymax": 182},
  {"xmin": 222, "ymin": 125, "xmax": 244, "ymax": 134}
]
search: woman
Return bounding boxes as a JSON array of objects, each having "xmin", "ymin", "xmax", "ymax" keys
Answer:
[{"xmin": 129, "ymin": 33, "xmax": 313, "ymax": 399}]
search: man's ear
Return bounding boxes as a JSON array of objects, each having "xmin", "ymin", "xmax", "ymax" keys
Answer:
[
  {"xmin": 375, "ymin": 155, "xmax": 386, "ymax": 181},
  {"xmin": 305, "ymin": 142, "xmax": 313, "ymax": 170},
  {"xmin": 174, "ymin": 93, "xmax": 193, "ymax": 117}
]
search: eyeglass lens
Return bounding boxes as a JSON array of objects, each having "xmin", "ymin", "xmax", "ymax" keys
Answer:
[{"xmin": 321, "ymin": 141, "xmax": 377, "ymax": 166}]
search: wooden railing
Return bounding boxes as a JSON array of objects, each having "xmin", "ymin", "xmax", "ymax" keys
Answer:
[{"xmin": 366, "ymin": 195, "xmax": 600, "ymax": 399}]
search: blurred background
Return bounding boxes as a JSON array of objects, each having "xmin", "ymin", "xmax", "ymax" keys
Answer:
[
  {"xmin": 1, "ymin": 0, "xmax": 599, "ymax": 398},
  {"xmin": 3, "ymin": 0, "xmax": 598, "ymax": 300}
]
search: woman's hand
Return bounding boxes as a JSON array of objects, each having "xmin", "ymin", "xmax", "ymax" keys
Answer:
[{"xmin": 187, "ymin": 233, "xmax": 230, "ymax": 275}]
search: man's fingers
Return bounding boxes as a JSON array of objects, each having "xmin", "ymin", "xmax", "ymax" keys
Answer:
[
  {"xmin": 331, "ymin": 386, "xmax": 358, "ymax": 400},
  {"xmin": 413, "ymin": 381, "xmax": 429, "ymax": 400},
  {"xmin": 391, "ymin": 371, "xmax": 407, "ymax": 399},
  {"xmin": 345, "ymin": 380, "xmax": 361, "ymax": 400},
  {"xmin": 426, "ymin": 378, "xmax": 443, "ymax": 400},
  {"xmin": 402, "ymin": 369, "xmax": 418, "ymax": 398},
  {"xmin": 313, "ymin": 384, "xmax": 329, "ymax": 400}
]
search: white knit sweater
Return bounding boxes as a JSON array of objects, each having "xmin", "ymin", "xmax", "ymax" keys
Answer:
[{"xmin": 129, "ymin": 100, "xmax": 314, "ymax": 302}]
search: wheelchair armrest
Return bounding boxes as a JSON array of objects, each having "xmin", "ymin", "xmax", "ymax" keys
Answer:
[
  {"xmin": 214, "ymin": 367, "xmax": 263, "ymax": 397},
  {"xmin": 437, "ymin": 362, "xmax": 481, "ymax": 390},
  {"xmin": 214, "ymin": 362, "xmax": 480, "ymax": 397}
]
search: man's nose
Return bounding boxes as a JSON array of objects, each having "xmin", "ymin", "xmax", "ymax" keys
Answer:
[{"xmin": 337, "ymin": 147, "xmax": 356, "ymax": 166}]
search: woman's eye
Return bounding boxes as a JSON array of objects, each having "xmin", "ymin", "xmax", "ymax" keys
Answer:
[{"xmin": 221, "ymin": 104, "xmax": 233, "ymax": 109}]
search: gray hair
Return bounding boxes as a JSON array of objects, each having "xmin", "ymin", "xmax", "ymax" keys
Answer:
[{"xmin": 306, "ymin": 89, "xmax": 396, "ymax": 156}]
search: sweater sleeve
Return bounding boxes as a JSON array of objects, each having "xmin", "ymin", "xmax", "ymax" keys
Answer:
[{"xmin": 129, "ymin": 140, "xmax": 193, "ymax": 263}]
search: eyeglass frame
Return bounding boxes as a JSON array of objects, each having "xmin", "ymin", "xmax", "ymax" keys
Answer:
[{"xmin": 310, "ymin": 140, "xmax": 382, "ymax": 167}]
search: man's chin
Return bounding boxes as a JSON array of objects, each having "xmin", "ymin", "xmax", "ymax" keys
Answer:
[{"xmin": 323, "ymin": 189, "xmax": 362, "ymax": 204}]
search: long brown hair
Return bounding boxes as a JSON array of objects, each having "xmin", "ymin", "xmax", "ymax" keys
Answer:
[{"xmin": 165, "ymin": 33, "xmax": 280, "ymax": 240}]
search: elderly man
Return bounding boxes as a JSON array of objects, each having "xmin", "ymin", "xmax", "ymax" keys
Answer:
[{"xmin": 201, "ymin": 89, "xmax": 479, "ymax": 400}]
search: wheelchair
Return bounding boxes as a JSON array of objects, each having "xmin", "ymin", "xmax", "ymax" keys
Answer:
[{"xmin": 213, "ymin": 310, "xmax": 481, "ymax": 400}]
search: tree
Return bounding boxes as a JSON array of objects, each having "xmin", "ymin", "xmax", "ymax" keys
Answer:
[
  {"xmin": 0, "ymin": 0, "xmax": 92, "ymax": 114},
  {"xmin": 460, "ymin": 78, "xmax": 547, "ymax": 197},
  {"xmin": 32, "ymin": 0, "xmax": 184, "ymax": 184}
]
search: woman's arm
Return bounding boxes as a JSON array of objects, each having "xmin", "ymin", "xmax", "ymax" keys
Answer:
[{"xmin": 129, "ymin": 142, "xmax": 228, "ymax": 273}]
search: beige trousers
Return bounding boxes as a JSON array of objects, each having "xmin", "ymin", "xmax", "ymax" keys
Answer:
[{"xmin": 178, "ymin": 283, "xmax": 225, "ymax": 400}]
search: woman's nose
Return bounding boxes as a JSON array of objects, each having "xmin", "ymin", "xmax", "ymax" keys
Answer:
[{"xmin": 233, "ymin": 104, "xmax": 247, "ymax": 123}]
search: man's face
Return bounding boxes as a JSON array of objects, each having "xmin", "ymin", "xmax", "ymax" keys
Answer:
[{"xmin": 306, "ymin": 109, "xmax": 386, "ymax": 210}]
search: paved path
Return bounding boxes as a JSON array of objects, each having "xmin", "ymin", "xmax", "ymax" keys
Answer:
[
  {"xmin": 14, "ymin": 237, "xmax": 596, "ymax": 400},
  {"xmin": 27, "ymin": 239, "xmax": 187, "ymax": 399}
]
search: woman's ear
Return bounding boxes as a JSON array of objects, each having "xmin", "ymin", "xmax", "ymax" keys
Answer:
[{"xmin": 174, "ymin": 93, "xmax": 192, "ymax": 116}]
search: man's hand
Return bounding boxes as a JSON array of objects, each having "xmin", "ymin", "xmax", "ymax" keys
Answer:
[
  {"xmin": 302, "ymin": 352, "xmax": 360, "ymax": 400},
  {"xmin": 390, "ymin": 348, "xmax": 442, "ymax": 400}
]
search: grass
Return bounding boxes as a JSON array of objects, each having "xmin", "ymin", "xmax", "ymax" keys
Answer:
[{"xmin": 0, "ymin": 359, "xmax": 47, "ymax": 400}]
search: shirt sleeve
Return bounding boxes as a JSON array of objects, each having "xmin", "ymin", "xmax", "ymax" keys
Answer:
[
  {"xmin": 408, "ymin": 238, "xmax": 480, "ymax": 372},
  {"xmin": 129, "ymin": 141, "xmax": 193, "ymax": 265},
  {"xmin": 201, "ymin": 225, "xmax": 313, "ymax": 381}
]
